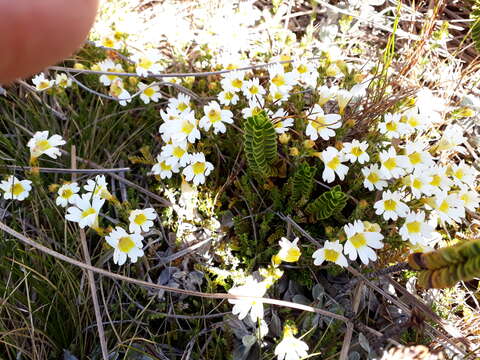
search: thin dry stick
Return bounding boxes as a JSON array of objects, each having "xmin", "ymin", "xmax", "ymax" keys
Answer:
[
  {"xmin": 71, "ymin": 147, "xmax": 109, "ymax": 360},
  {"xmin": 339, "ymin": 282, "xmax": 363, "ymax": 360},
  {"xmin": 2, "ymin": 165, "xmax": 130, "ymax": 174},
  {"xmin": 0, "ymin": 220, "xmax": 349, "ymax": 323}
]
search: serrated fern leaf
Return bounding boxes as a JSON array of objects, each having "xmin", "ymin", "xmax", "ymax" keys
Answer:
[{"xmin": 305, "ymin": 185, "xmax": 347, "ymax": 220}]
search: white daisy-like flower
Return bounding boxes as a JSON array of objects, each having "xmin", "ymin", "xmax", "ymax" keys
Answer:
[
  {"xmin": 317, "ymin": 85, "xmax": 337, "ymax": 106},
  {"xmin": 137, "ymin": 82, "xmax": 161, "ymax": 104},
  {"xmin": 268, "ymin": 64, "xmax": 296, "ymax": 94},
  {"xmin": 277, "ymin": 237, "xmax": 301, "ymax": 263},
  {"xmin": 160, "ymin": 141, "xmax": 190, "ymax": 167},
  {"xmin": 128, "ymin": 208, "xmax": 157, "ymax": 233},
  {"xmin": 373, "ymin": 190, "xmax": 409, "ymax": 221},
  {"xmin": 402, "ymin": 141, "xmax": 434, "ymax": 172},
  {"xmin": 55, "ymin": 182, "xmax": 80, "ymax": 207},
  {"xmin": 426, "ymin": 165, "xmax": 453, "ymax": 194},
  {"xmin": 55, "ymin": 73, "xmax": 72, "ymax": 88},
  {"xmin": 32, "ymin": 73, "xmax": 54, "ymax": 91},
  {"xmin": 217, "ymin": 90, "xmax": 239, "ymax": 105},
  {"xmin": 336, "ymin": 89, "xmax": 353, "ymax": 115},
  {"xmin": 400, "ymin": 107, "xmax": 428, "ymax": 133},
  {"xmin": 450, "ymin": 161, "xmax": 478, "ymax": 188},
  {"xmin": 404, "ymin": 170, "xmax": 435, "ymax": 199},
  {"xmin": 433, "ymin": 192, "xmax": 465, "ymax": 225},
  {"xmin": 199, "ymin": 101, "xmax": 234, "ymax": 134},
  {"xmin": 27, "ymin": 131, "xmax": 66, "ymax": 160},
  {"xmin": 272, "ymin": 108, "xmax": 293, "ymax": 134},
  {"xmin": 241, "ymin": 97, "xmax": 265, "ymax": 119},
  {"xmin": 435, "ymin": 124, "xmax": 466, "ymax": 152},
  {"xmin": 361, "ymin": 164, "xmax": 388, "ymax": 191},
  {"xmin": 291, "ymin": 59, "xmax": 317, "ymax": 86},
  {"xmin": 163, "ymin": 110, "xmax": 201, "ymax": 144},
  {"xmin": 399, "ymin": 211, "xmax": 435, "ymax": 245},
  {"xmin": 220, "ymin": 71, "xmax": 245, "ymax": 93},
  {"xmin": 342, "ymin": 140, "xmax": 369, "ymax": 164},
  {"xmin": 65, "ymin": 194, "xmax": 104, "ymax": 229},
  {"xmin": 274, "ymin": 328, "xmax": 309, "ymax": 360},
  {"xmin": 182, "ymin": 152, "xmax": 214, "ymax": 186},
  {"xmin": 312, "ymin": 240, "xmax": 348, "ymax": 267},
  {"xmin": 131, "ymin": 50, "xmax": 162, "ymax": 77},
  {"xmin": 378, "ymin": 113, "xmax": 408, "ymax": 139},
  {"xmin": 151, "ymin": 154, "xmax": 180, "ymax": 179},
  {"xmin": 379, "ymin": 147, "xmax": 409, "ymax": 179},
  {"xmin": 343, "ymin": 220, "xmax": 384, "ymax": 265},
  {"xmin": 269, "ymin": 85, "xmax": 290, "ymax": 104},
  {"xmin": 305, "ymin": 104, "xmax": 342, "ymax": 141},
  {"xmin": 98, "ymin": 59, "xmax": 124, "ymax": 86},
  {"xmin": 105, "ymin": 227, "xmax": 144, "ymax": 265},
  {"xmin": 83, "ymin": 175, "xmax": 111, "ymax": 200},
  {"xmin": 320, "ymin": 146, "xmax": 349, "ymax": 183},
  {"xmin": 167, "ymin": 93, "xmax": 191, "ymax": 113},
  {"xmin": 0, "ymin": 176, "xmax": 32, "ymax": 201},
  {"xmin": 95, "ymin": 34, "xmax": 120, "ymax": 49},
  {"xmin": 228, "ymin": 277, "xmax": 267, "ymax": 322},
  {"xmin": 109, "ymin": 79, "xmax": 131, "ymax": 106},
  {"xmin": 457, "ymin": 186, "xmax": 480, "ymax": 212},
  {"xmin": 241, "ymin": 78, "xmax": 266, "ymax": 99}
]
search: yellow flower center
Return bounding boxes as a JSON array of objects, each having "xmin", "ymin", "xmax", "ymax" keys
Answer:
[
  {"xmin": 406, "ymin": 221, "xmax": 421, "ymax": 233},
  {"xmin": 384, "ymin": 199, "xmax": 397, "ymax": 211},
  {"xmin": 454, "ymin": 169, "xmax": 464, "ymax": 180},
  {"xmin": 102, "ymin": 37, "xmax": 115, "ymax": 48},
  {"xmin": 249, "ymin": 85, "xmax": 259, "ymax": 94},
  {"xmin": 252, "ymin": 107, "xmax": 262, "ymax": 116},
  {"xmin": 139, "ymin": 57, "xmax": 153, "ymax": 70},
  {"xmin": 134, "ymin": 213, "xmax": 147, "ymax": 225},
  {"xmin": 408, "ymin": 117, "xmax": 420, "ymax": 127},
  {"xmin": 283, "ymin": 248, "xmax": 301, "ymax": 262},
  {"xmin": 439, "ymin": 200, "xmax": 450, "ymax": 213},
  {"xmin": 383, "ymin": 157, "xmax": 397, "ymax": 170},
  {"xmin": 408, "ymin": 152, "xmax": 422, "ymax": 165},
  {"xmin": 143, "ymin": 87, "xmax": 155, "ymax": 97},
  {"xmin": 225, "ymin": 92, "xmax": 234, "ymax": 100},
  {"xmin": 61, "ymin": 189, "xmax": 74, "ymax": 199},
  {"xmin": 118, "ymin": 236, "xmax": 135, "ymax": 253},
  {"xmin": 324, "ymin": 249, "xmax": 339, "ymax": 262},
  {"xmin": 192, "ymin": 161, "xmax": 206, "ymax": 175},
  {"xmin": 385, "ymin": 121, "xmax": 397, "ymax": 132},
  {"xmin": 12, "ymin": 183, "xmax": 24, "ymax": 196},
  {"xmin": 38, "ymin": 81, "xmax": 51, "ymax": 90},
  {"xmin": 81, "ymin": 208, "xmax": 96, "ymax": 218},
  {"xmin": 351, "ymin": 147, "xmax": 363, "ymax": 157},
  {"xmin": 231, "ymin": 79, "xmax": 243, "ymax": 88},
  {"xmin": 367, "ymin": 172, "xmax": 379, "ymax": 183},
  {"xmin": 181, "ymin": 121, "xmax": 194, "ymax": 134},
  {"xmin": 461, "ymin": 193, "xmax": 470, "ymax": 203},
  {"xmin": 412, "ymin": 178, "xmax": 423, "ymax": 189},
  {"xmin": 35, "ymin": 139, "xmax": 52, "ymax": 152},
  {"xmin": 208, "ymin": 109, "xmax": 221, "ymax": 123},
  {"xmin": 160, "ymin": 161, "xmax": 172, "ymax": 171},
  {"xmin": 172, "ymin": 146, "xmax": 185, "ymax": 158},
  {"xmin": 271, "ymin": 74, "xmax": 285, "ymax": 87},
  {"xmin": 107, "ymin": 68, "xmax": 118, "ymax": 81},
  {"xmin": 430, "ymin": 175, "xmax": 441, "ymax": 187},
  {"xmin": 349, "ymin": 233, "xmax": 367, "ymax": 249},
  {"xmin": 327, "ymin": 157, "xmax": 340, "ymax": 170},
  {"xmin": 297, "ymin": 64, "xmax": 308, "ymax": 74},
  {"xmin": 177, "ymin": 102, "xmax": 189, "ymax": 112},
  {"xmin": 311, "ymin": 117, "xmax": 326, "ymax": 130}
]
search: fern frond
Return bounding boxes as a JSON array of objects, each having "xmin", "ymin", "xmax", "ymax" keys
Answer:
[
  {"xmin": 291, "ymin": 162, "xmax": 316, "ymax": 204},
  {"xmin": 305, "ymin": 185, "xmax": 347, "ymax": 220},
  {"xmin": 471, "ymin": 1, "xmax": 480, "ymax": 51}
]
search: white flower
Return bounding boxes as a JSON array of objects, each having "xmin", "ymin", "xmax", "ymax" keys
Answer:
[
  {"xmin": 305, "ymin": 104, "xmax": 342, "ymax": 141},
  {"xmin": 95, "ymin": 34, "xmax": 120, "ymax": 49},
  {"xmin": 404, "ymin": 170, "xmax": 435, "ymax": 199},
  {"xmin": 84, "ymin": 175, "xmax": 111, "ymax": 200},
  {"xmin": 128, "ymin": 208, "xmax": 157, "ymax": 233},
  {"xmin": 269, "ymin": 85, "xmax": 290, "ymax": 104},
  {"xmin": 374, "ymin": 190, "xmax": 409, "ymax": 221},
  {"xmin": 55, "ymin": 182, "xmax": 80, "ymax": 207},
  {"xmin": 138, "ymin": 82, "xmax": 161, "ymax": 104},
  {"xmin": 105, "ymin": 227, "xmax": 144, "ymax": 265},
  {"xmin": 241, "ymin": 78, "xmax": 266, "ymax": 99},
  {"xmin": 436, "ymin": 124, "xmax": 466, "ymax": 152},
  {"xmin": 458, "ymin": 186, "xmax": 480, "ymax": 212},
  {"xmin": 109, "ymin": 79, "xmax": 131, "ymax": 106},
  {"xmin": 268, "ymin": 64, "xmax": 296, "ymax": 93},
  {"xmin": 168, "ymin": 93, "xmax": 191, "ymax": 113},
  {"xmin": 241, "ymin": 97, "xmax": 265, "ymax": 119},
  {"xmin": 161, "ymin": 110, "xmax": 201, "ymax": 144},
  {"xmin": 272, "ymin": 108, "xmax": 293, "ymax": 134},
  {"xmin": 220, "ymin": 71, "xmax": 245, "ymax": 93},
  {"xmin": 336, "ymin": 89, "xmax": 353, "ymax": 114},
  {"xmin": 312, "ymin": 240, "xmax": 348, "ymax": 267},
  {"xmin": 182, "ymin": 152, "xmax": 214, "ymax": 185},
  {"xmin": 400, "ymin": 107, "xmax": 428, "ymax": 133},
  {"xmin": 317, "ymin": 85, "xmax": 337, "ymax": 106},
  {"xmin": 426, "ymin": 165, "xmax": 452, "ymax": 194},
  {"xmin": 343, "ymin": 220, "xmax": 384, "ymax": 265},
  {"xmin": 65, "ymin": 194, "xmax": 104, "ymax": 229},
  {"xmin": 399, "ymin": 211, "xmax": 436, "ymax": 245},
  {"xmin": 0, "ymin": 176, "xmax": 32, "ymax": 201},
  {"xmin": 321, "ymin": 147, "xmax": 349, "ymax": 183},
  {"xmin": 199, "ymin": 101, "xmax": 234, "ymax": 134},
  {"xmin": 403, "ymin": 141, "xmax": 434, "ymax": 172},
  {"xmin": 55, "ymin": 73, "xmax": 72, "ymax": 88},
  {"xmin": 151, "ymin": 154, "xmax": 180, "ymax": 179},
  {"xmin": 450, "ymin": 161, "xmax": 478, "ymax": 188},
  {"xmin": 98, "ymin": 59, "xmax": 123, "ymax": 86},
  {"xmin": 378, "ymin": 113, "xmax": 407, "ymax": 139},
  {"xmin": 131, "ymin": 50, "xmax": 162, "ymax": 77},
  {"xmin": 433, "ymin": 192, "xmax": 465, "ymax": 225},
  {"xmin": 277, "ymin": 237, "xmax": 301, "ymax": 263},
  {"xmin": 218, "ymin": 90, "xmax": 239, "ymax": 105},
  {"xmin": 379, "ymin": 147, "xmax": 409, "ymax": 179},
  {"xmin": 27, "ymin": 131, "xmax": 66, "ymax": 160},
  {"xmin": 228, "ymin": 278, "xmax": 267, "ymax": 322},
  {"xmin": 342, "ymin": 140, "xmax": 369, "ymax": 164},
  {"xmin": 274, "ymin": 332, "xmax": 309, "ymax": 360},
  {"xmin": 292, "ymin": 59, "xmax": 317, "ymax": 86},
  {"xmin": 160, "ymin": 141, "xmax": 190, "ymax": 167},
  {"xmin": 361, "ymin": 164, "xmax": 388, "ymax": 191},
  {"xmin": 32, "ymin": 73, "xmax": 54, "ymax": 91}
]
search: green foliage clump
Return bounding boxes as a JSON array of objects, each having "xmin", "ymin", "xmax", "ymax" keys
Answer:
[
  {"xmin": 290, "ymin": 162, "xmax": 316, "ymax": 206},
  {"xmin": 305, "ymin": 185, "xmax": 347, "ymax": 221}
]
